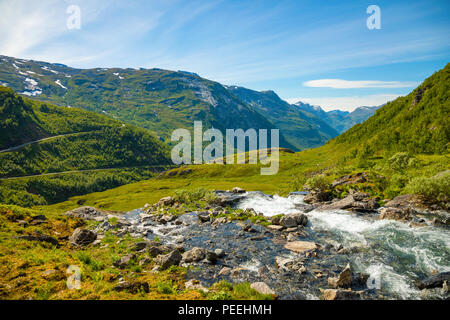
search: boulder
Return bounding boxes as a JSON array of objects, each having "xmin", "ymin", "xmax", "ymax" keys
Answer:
[
  {"xmin": 322, "ymin": 289, "xmax": 361, "ymax": 300},
  {"xmin": 379, "ymin": 207, "xmax": 416, "ymax": 221},
  {"xmin": 279, "ymin": 215, "xmax": 297, "ymax": 228},
  {"xmin": 416, "ymin": 272, "xmax": 450, "ymax": 290},
  {"xmin": 303, "ymin": 191, "xmax": 332, "ymax": 204},
  {"xmin": 232, "ymin": 187, "xmax": 246, "ymax": 194},
  {"xmin": 182, "ymin": 247, "xmax": 206, "ymax": 263},
  {"xmin": 63, "ymin": 206, "xmax": 105, "ymax": 220},
  {"xmin": 250, "ymin": 282, "xmax": 275, "ymax": 295},
  {"xmin": 319, "ymin": 195, "xmax": 355, "ymax": 211},
  {"xmin": 129, "ymin": 241, "xmax": 148, "ymax": 252},
  {"xmin": 158, "ymin": 196, "xmax": 175, "ymax": 207},
  {"xmin": 284, "ymin": 241, "xmax": 317, "ymax": 253},
  {"xmin": 69, "ymin": 228, "xmax": 97, "ymax": 246},
  {"xmin": 154, "ymin": 250, "xmax": 182, "ymax": 270},
  {"xmin": 328, "ymin": 264, "xmax": 353, "ymax": 288},
  {"xmin": 113, "ymin": 254, "xmax": 136, "ymax": 269},
  {"xmin": 197, "ymin": 212, "xmax": 210, "ymax": 223}
]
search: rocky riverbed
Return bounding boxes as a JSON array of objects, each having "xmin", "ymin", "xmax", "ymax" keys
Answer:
[{"xmin": 64, "ymin": 189, "xmax": 450, "ymax": 300}]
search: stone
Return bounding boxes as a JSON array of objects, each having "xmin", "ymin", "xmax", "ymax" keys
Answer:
[
  {"xmin": 129, "ymin": 241, "xmax": 148, "ymax": 252},
  {"xmin": 114, "ymin": 281, "xmax": 149, "ymax": 293},
  {"xmin": 323, "ymin": 289, "xmax": 361, "ymax": 300},
  {"xmin": 113, "ymin": 254, "xmax": 136, "ymax": 269},
  {"xmin": 267, "ymin": 224, "xmax": 284, "ymax": 231},
  {"xmin": 157, "ymin": 196, "xmax": 175, "ymax": 207},
  {"xmin": 328, "ymin": 263, "xmax": 352, "ymax": 288},
  {"xmin": 182, "ymin": 247, "xmax": 206, "ymax": 263},
  {"xmin": 379, "ymin": 207, "xmax": 415, "ymax": 221},
  {"xmin": 279, "ymin": 215, "xmax": 297, "ymax": 228},
  {"xmin": 185, "ymin": 279, "xmax": 209, "ymax": 292},
  {"xmin": 205, "ymin": 251, "xmax": 218, "ymax": 264},
  {"xmin": 218, "ymin": 267, "xmax": 231, "ymax": 276},
  {"xmin": 214, "ymin": 249, "xmax": 226, "ymax": 258},
  {"xmin": 319, "ymin": 195, "xmax": 355, "ymax": 211},
  {"xmin": 232, "ymin": 187, "xmax": 246, "ymax": 194},
  {"xmin": 284, "ymin": 241, "xmax": 317, "ymax": 253},
  {"xmin": 69, "ymin": 228, "xmax": 97, "ymax": 246},
  {"xmin": 416, "ymin": 272, "xmax": 450, "ymax": 290},
  {"xmin": 250, "ymin": 282, "xmax": 275, "ymax": 295},
  {"xmin": 197, "ymin": 212, "xmax": 210, "ymax": 223},
  {"xmin": 155, "ymin": 250, "xmax": 182, "ymax": 270},
  {"xmin": 63, "ymin": 206, "xmax": 105, "ymax": 220}
]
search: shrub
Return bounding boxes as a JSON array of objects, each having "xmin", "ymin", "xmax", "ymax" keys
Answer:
[
  {"xmin": 405, "ymin": 171, "xmax": 450, "ymax": 203},
  {"xmin": 387, "ymin": 152, "xmax": 418, "ymax": 170},
  {"xmin": 303, "ymin": 175, "xmax": 330, "ymax": 192}
]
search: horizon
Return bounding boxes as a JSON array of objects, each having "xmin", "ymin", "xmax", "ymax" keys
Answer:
[{"xmin": 0, "ymin": 0, "xmax": 449, "ymax": 111}]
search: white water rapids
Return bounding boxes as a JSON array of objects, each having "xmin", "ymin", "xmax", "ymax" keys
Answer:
[{"xmin": 237, "ymin": 192, "xmax": 450, "ymax": 299}]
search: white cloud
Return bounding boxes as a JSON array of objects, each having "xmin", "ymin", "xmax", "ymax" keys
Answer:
[
  {"xmin": 286, "ymin": 94, "xmax": 403, "ymax": 112},
  {"xmin": 303, "ymin": 79, "xmax": 419, "ymax": 89}
]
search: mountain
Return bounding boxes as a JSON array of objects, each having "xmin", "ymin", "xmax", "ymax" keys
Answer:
[
  {"xmin": 294, "ymin": 101, "xmax": 381, "ymax": 133},
  {"xmin": 226, "ymin": 86, "xmax": 339, "ymax": 150},
  {"xmin": 0, "ymin": 87, "xmax": 171, "ymax": 178},
  {"xmin": 332, "ymin": 63, "xmax": 449, "ymax": 155},
  {"xmin": 0, "ymin": 55, "xmax": 294, "ymax": 150}
]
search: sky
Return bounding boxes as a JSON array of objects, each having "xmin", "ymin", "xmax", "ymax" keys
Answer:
[{"xmin": 0, "ymin": 0, "xmax": 449, "ymax": 111}]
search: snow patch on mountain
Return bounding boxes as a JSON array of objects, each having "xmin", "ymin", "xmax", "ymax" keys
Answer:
[{"xmin": 55, "ymin": 80, "xmax": 67, "ymax": 89}]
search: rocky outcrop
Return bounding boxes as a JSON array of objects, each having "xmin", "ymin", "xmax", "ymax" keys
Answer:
[
  {"xmin": 63, "ymin": 206, "xmax": 106, "ymax": 221},
  {"xmin": 331, "ymin": 172, "xmax": 368, "ymax": 188},
  {"xmin": 416, "ymin": 272, "xmax": 450, "ymax": 290},
  {"xmin": 69, "ymin": 228, "xmax": 97, "ymax": 246},
  {"xmin": 250, "ymin": 282, "xmax": 275, "ymax": 295},
  {"xmin": 154, "ymin": 250, "xmax": 182, "ymax": 270},
  {"xmin": 319, "ymin": 192, "xmax": 379, "ymax": 213}
]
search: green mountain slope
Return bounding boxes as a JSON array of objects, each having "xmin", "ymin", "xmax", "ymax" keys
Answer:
[
  {"xmin": 0, "ymin": 87, "xmax": 171, "ymax": 178},
  {"xmin": 0, "ymin": 55, "xmax": 294, "ymax": 149},
  {"xmin": 226, "ymin": 86, "xmax": 339, "ymax": 150},
  {"xmin": 333, "ymin": 63, "xmax": 450, "ymax": 155}
]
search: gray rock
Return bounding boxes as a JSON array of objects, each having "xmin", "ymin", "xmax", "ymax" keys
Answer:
[
  {"xmin": 154, "ymin": 250, "xmax": 182, "ymax": 270},
  {"xmin": 182, "ymin": 247, "xmax": 206, "ymax": 263},
  {"xmin": 113, "ymin": 254, "xmax": 136, "ymax": 269},
  {"xmin": 416, "ymin": 272, "xmax": 450, "ymax": 290},
  {"xmin": 69, "ymin": 228, "xmax": 97, "ymax": 246}
]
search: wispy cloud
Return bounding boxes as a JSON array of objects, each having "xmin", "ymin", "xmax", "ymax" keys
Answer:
[
  {"xmin": 286, "ymin": 94, "xmax": 403, "ymax": 112},
  {"xmin": 303, "ymin": 79, "xmax": 419, "ymax": 89}
]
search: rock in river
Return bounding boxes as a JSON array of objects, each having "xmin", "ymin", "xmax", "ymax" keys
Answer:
[{"xmin": 284, "ymin": 241, "xmax": 317, "ymax": 253}]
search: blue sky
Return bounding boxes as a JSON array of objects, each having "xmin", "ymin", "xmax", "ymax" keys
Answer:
[{"xmin": 0, "ymin": 0, "xmax": 449, "ymax": 111}]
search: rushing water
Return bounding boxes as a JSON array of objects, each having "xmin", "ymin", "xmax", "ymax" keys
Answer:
[
  {"xmin": 124, "ymin": 192, "xmax": 449, "ymax": 299},
  {"xmin": 237, "ymin": 192, "xmax": 450, "ymax": 299}
]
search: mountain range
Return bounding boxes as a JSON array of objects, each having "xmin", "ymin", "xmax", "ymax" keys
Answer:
[{"xmin": 0, "ymin": 55, "xmax": 378, "ymax": 151}]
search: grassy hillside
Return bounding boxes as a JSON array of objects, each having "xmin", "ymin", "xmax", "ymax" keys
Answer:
[
  {"xmin": 0, "ymin": 87, "xmax": 172, "ymax": 206},
  {"xmin": 332, "ymin": 65, "xmax": 449, "ymax": 155},
  {"xmin": 226, "ymin": 86, "xmax": 339, "ymax": 149}
]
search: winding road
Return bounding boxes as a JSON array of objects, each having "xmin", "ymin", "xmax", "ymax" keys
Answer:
[{"xmin": 0, "ymin": 132, "xmax": 93, "ymax": 153}]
